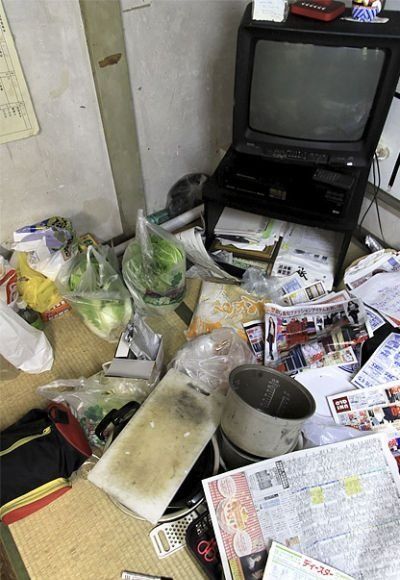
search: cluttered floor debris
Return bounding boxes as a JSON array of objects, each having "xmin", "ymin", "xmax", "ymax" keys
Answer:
[{"xmin": 1, "ymin": 210, "xmax": 400, "ymax": 580}]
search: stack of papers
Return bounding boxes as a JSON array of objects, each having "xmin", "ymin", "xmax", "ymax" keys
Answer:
[
  {"xmin": 344, "ymin": 249, "xmax": 400, "ymax": 327},
  {"xmin": 214, "ymin": 208, "xmax": 285, "ymax": 251},
  {"xmin": 272, "ymin": 222, "xmax": 339, "ymax": 291}
]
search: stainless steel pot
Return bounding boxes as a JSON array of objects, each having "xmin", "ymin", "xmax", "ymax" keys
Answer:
[{"xmin": 221, "ymin": 365, "xmax": 315, "ymax": 458}]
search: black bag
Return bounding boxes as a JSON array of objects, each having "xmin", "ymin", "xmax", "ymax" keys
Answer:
[{"xmin": 0, "ymin": 402, "xmax": 92, "ymax": 524}]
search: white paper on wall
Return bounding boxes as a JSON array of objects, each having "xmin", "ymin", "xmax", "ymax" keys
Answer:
[{"xmin": 0, "ymin": 0, "xmax": 39, "ymax": 144}]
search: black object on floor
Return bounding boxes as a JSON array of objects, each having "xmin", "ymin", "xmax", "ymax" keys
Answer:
[{"xmin": 185, "ymin": 511, "xmax": 222, "ymax": 580}]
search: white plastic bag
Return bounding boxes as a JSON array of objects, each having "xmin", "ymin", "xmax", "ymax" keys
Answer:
[
  {"xmin": 12, "ymin": 216, "xmax": 78, "ymax": 281},
  {"xmin": 0, "ymin": 301, "xmax": 53, "ymax": 373},
  {"xmin": 302, "ymin": 413, "xmax": 365, "ymax": 448}
]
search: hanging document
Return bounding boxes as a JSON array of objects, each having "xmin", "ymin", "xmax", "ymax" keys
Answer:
[{"xmin": 0, "ymin": 1, "xmax": 39, "ymax": 143}]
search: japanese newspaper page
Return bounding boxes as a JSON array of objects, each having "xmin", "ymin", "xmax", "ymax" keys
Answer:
[
  {"xmin": 203, "ymin": 435, "xmax": 400, "ymax": 580},
  {"xmin": 327, "ymin": 381, "xmax": 400, "ymax": 469}
]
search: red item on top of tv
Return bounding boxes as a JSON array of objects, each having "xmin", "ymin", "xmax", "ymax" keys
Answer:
[{"xmin": 291, "ymin": 0, "xmax": 346, "ymax": 22}]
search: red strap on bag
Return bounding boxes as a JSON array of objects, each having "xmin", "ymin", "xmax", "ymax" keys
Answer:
[{"xmin": 48, "ymin": 402, "xmax": 92, "ymax": 458}]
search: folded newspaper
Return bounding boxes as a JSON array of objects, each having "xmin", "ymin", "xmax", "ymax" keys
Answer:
[{"xmin": 203, "ymin": 434, "xmax": 400, "ymax": 580}]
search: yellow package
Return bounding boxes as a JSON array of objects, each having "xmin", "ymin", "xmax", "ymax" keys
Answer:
[{"xmin": 16, "ymin": 252, "xmax": 67, "ymax": 315}]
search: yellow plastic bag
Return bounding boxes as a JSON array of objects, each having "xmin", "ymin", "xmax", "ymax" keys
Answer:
[{"xmin": 16, "ymin": 253, "xmax": 66, "ymax": 315}]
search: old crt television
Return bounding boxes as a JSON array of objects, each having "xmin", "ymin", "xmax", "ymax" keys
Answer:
[{"xmin": 233, "ymin": 4, "xmax": 400, "ymax": 168}]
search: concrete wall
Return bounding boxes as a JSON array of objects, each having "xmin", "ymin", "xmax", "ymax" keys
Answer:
[
  {"xmin": 121, "ymin": 0, "xmax": 247, "ymax": 214},
  {"xmin": 0, "ymin": 0, "xmax": 123, "ymax": 244},
  {"xmin": 122, "ymin": 0, "xmax": 399, "ymax": 246}
]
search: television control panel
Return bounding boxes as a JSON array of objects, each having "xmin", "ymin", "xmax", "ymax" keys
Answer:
[
  {"xmin": 210, "ymin": 148, "xmax": 364, "ymax": 225},
  {"xmin": 243, "ymin": 144, "xmax": 357, "ymax": 168}
]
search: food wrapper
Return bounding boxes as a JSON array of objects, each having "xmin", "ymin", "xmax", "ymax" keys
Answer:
[{"xmin": 186, "ymin": 281, "xmax": 264, "ymax": 342}]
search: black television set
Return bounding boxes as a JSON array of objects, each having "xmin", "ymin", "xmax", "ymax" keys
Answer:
[{"xmin": 232, "ymin": 4, "xmax": 400, "ymax": 168}]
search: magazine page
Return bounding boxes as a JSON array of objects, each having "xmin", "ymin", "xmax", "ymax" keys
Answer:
[
  {"xmin": 263, "ymin": 299, "xmax": 370, "ymax": 373},
  {"xmin": 203, "ymin": 435, "xmax": 400, "ymax": 580},
  {"xmin": 351, "ymin": 333, "xmax": 400, "ymax": 389}
]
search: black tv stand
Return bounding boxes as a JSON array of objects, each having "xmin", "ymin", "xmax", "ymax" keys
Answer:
[{"xmin": 204, "ymin": 147, "xmax": 370, "ymax": 287}]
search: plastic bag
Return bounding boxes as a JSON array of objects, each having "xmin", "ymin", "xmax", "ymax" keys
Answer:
[
  {"xmin": 57, "ymin": 245, "xmax": 132, "ymax": 342},
  {"xmin": 169, "ymin": 328, "xmax": 256, "ymax": 393},
  {"xmin": 125, "ymin": 312, "xmax": 162, "ymax": 360},
  {"xmin": 122, "ymin": 209, "xmax": 186, "ymax": 314},
  {"xmin": 16, "ymin": 252, "xmax": 70, "ymax": 318},
  {"xmin": 303, "ymin": 413, "xmax": 365, "ymax": 448},
  {"xmin": 12, "ymin": 216, "xmax": 78, "ymax": 281},
  {"xmin": 0, "ymin": 301, "xmax": 53, "ymax": 373},
  {"xmin": 241, "ymin": 267, "xmax": 284, "ymax": 300},
  {"xmin": 37, "ymin": 372, "xmax": 154, "ymax": 448},
  {"xmin": 0, "ymin": 256, "xmax": 18, "ymax": 309}
]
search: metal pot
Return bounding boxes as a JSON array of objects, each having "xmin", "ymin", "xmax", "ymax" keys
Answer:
[
  {"xmin": 221, "ymin": 365, "xmax": 315, "ymax": 458},
  {"xmin": 219, "ymin": 427, "xmax": 304, "ymax": 470}
]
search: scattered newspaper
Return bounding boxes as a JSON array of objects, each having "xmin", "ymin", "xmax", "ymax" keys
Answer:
[
  {"xmin": 344, "ymin": 249, "xmax": 400, "ymax": 290},
  {"xmin": 351, "ymin": 333, "xmax": 400, "ymax": 389},
  {"xmin": 350, "ymin": 272, "xmax": 400, "ymax": 328},
  {"xmin": 263, "ymin": 298, "xmax": 370, "ymax": 373},
  {"xmin": 203, "ymin": 435, "xmax": 400, "ymax": 580},
  {"xmin": 327, "ymin": 381, "xmax": 400, "ymax": 470},
  {"xmin": 263, "ymin": 541, "xmax": 354, "ymax": 580},
  {"xmin": 365, "ymin": 305, "xmax": 386, "ymax": 333},
  {"xmin": 314, "ymin": 290, "xmax": 351, "ymax": 304}
]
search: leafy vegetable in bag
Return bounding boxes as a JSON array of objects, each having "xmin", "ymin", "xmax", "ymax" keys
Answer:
[
  {"xmin": 58, "ymin": 246, "xmax": 132, "ymax": 342},
  {"xmin": 122, "ymin": 210, "xmax": 186, "ymax": 313}
]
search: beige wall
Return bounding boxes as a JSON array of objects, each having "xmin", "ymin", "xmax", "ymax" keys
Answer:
[{"xmin": 0, "ymin": 0, "xmax": 123, "ymax": 244}]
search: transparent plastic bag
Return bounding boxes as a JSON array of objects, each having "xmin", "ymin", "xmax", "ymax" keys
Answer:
[
  {"xmin": 57, "ymin": 245, "xmax": 132, "ymax": 342},
  {"xmin": 122, "ymin": 209, "xmax": 186, "ymax": 314},
  {"xmin": 169, "ymin": 328, "xmax": 256, "ymax": 394},
  {"xmin": 303, "ymin": 413, "xmax": 365, "ymax": 448},
  {"xmin": 37, "ymin": 373, "xmax": 154, "ymax": 448},
  {"xmin": 241, "ymin": 267, "xmax": 284, "ymax": 300}
]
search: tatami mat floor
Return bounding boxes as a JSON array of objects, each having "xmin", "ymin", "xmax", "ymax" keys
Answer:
[{"xmin": 1, "ymin": 279, "xmax": 205, "ymax": 579}]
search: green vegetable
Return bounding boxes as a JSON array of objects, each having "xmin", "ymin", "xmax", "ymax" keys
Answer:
[
  {"xmin": 68, "ymin": 249, "xmax": 132, "ymax": 341},
  {"xmin": 122, "ymin": 232, "xmax": 186, "ymax": 310}
]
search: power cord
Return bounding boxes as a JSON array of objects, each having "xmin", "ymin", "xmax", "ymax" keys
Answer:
[{"xmin": 358, "ymin": 153, "xmax": 385, "ymax": 244}]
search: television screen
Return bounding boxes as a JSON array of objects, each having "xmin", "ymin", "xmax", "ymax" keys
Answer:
[{"xmin": 249, "ymin": 41, "xmax": 385, "ymax": 142}]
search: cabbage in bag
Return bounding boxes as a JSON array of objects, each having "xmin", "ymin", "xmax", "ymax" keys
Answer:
[
  {"xmin": 122, "ymin": 210, "xmax": 186, "ymax": 313},
  {"xmin": 59, "ymin": 245, "xmax": 132, "ymax": 342}
]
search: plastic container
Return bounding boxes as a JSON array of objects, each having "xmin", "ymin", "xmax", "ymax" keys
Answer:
[{"xmin": 221, "ymin": 365, "xmax": 315, "ymax": 458}]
